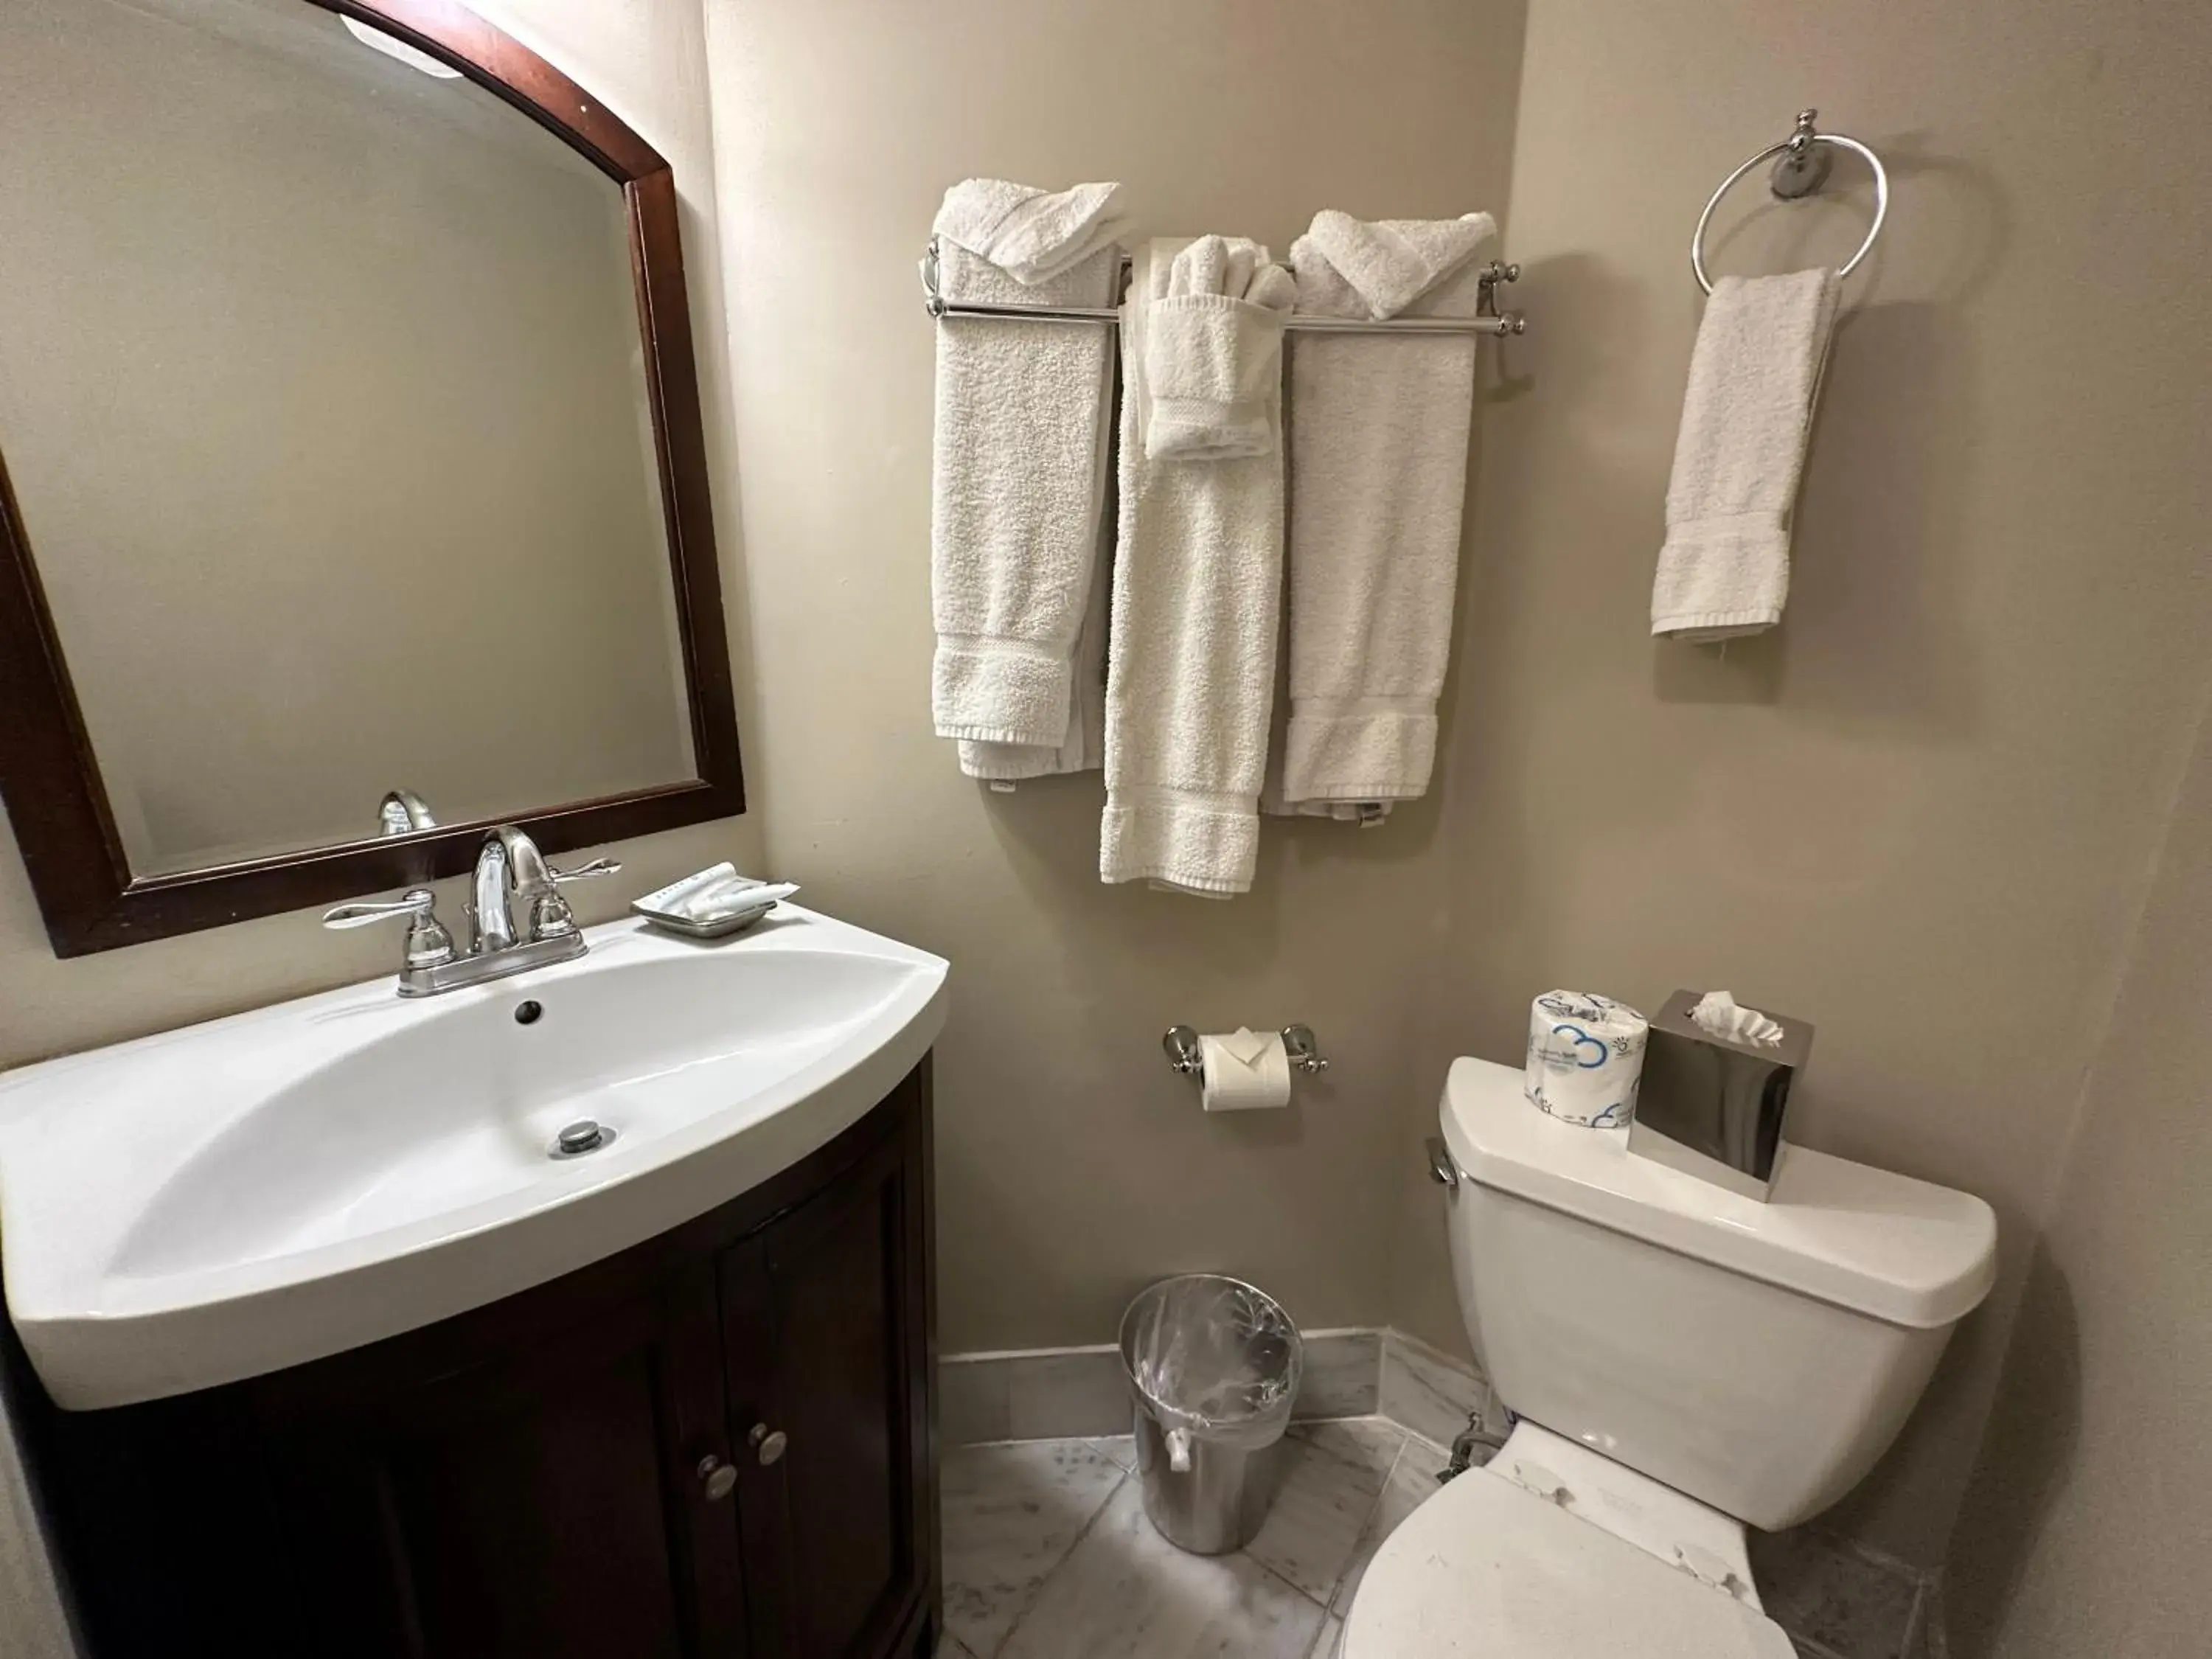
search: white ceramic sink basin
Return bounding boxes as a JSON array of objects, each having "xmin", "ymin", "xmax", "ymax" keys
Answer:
[{"xmin": 0, "ymin": 906, "xmax": 947, "ymax": 1409}]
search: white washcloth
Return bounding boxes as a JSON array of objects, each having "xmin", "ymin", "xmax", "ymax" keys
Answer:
[
  {"xmin": 1652, "ymin": 268, "xmax": 1842, "ymax": 642},
  {"xmin": 1101, "ymin": 238, "xmax": 1295, "ymax": 896},
  {"xmin": 930, "ymin": 178, "xmax": 1125, "ymax": 776},
  {"xmin": 1273, "ymin": 211, "xmax": 1496, "ymax": 818},
  {"xmin": 1142, "ymin": 237, "xmax": 1298, "ymax": 460}
]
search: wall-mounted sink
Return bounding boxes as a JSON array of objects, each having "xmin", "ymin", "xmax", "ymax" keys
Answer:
[{"xmin": 0, "ymin": 906, "xmax": 947, "ymax": 1409}]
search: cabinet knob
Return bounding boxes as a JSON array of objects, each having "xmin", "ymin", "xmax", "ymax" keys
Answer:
[
  {"xmin": 748, "ymin": 1422, "xmax": 788, "ymax": 1466},
  {"xmin": 696, "ymin": 1454, "xmax": 737, "ymax": 1501}
]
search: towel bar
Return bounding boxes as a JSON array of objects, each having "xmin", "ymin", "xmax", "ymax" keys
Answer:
[{"xmin": 921, "ymin": 237, "xmax": 1525, "ymax": 336}]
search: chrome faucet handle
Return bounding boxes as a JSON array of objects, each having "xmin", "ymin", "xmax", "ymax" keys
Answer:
[
  {"xmin": 549, "ymin": 856, "xmax": 622, "ymax": 884},
  {"xmin": 322, "ymin": 888, "xmax": 437, "ymax": 928},
  {"xmin": 321, "ymin": 888, "xmax": 457, "ymax": 969},
  {"xmin": 528, "ymin": 858, "xmax": 621, "ymax": 942}
]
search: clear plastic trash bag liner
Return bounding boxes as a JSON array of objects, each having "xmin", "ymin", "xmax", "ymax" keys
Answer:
[{"xmin": 1119, "ymin": 1274, "xmax": 1304, "ymax": 1470}]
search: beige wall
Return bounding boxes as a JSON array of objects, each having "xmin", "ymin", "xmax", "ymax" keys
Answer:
[
  {"xmin": 1385, "ymin": 0, "xmax": 2212, "ymax": 1567},
  {"xmin": 1943, "ymin": 698, "xmax": 2212, "ymax": 1655},
  {"xmin": 0, "ymin": 0, "xmax": 765, "ymax": 1068},
  {"xmin": 699, "ymin": 0, "xmax": 1526, "ymax": 1350}
]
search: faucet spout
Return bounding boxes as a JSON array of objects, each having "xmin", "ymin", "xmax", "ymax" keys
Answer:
[{"xmin": 470, "ymin": 826, "xmax": 552, "ymax": 953}]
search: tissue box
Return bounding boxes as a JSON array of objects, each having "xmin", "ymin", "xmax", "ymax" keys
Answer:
[{"xmin": 1627, "ymin": 990, "xmax": 1815, "ymax": 1201}]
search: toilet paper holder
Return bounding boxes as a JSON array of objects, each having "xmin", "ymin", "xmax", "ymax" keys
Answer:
[{"xmin": 1163, "ymin": 1024, "xmax": 1329, "ymax": 1079}]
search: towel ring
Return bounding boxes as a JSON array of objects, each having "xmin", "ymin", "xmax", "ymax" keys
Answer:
[{"xmin": 1690, "ymin": 109, "xmax": 1888, "ymax": 295}]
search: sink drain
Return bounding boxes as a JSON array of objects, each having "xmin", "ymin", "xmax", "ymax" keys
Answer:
[{"xmin": 550, "ymin": 1119, "xmax": 616, "ymax": 1160}]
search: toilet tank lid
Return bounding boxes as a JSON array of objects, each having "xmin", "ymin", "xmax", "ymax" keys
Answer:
[{"xmin": 1441, "ymin": 1058, "xmax": 1998, "ymax": 1329}]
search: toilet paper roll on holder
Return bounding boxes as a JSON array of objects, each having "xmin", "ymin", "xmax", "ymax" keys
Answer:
[{"xmin": 1163, "ymin": 1025, "xmax": 1329, "ymax": 1079}]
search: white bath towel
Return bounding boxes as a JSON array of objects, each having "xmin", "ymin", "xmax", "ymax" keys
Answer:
[
  {"xmin": 1651, "ymin": 268, "xmax": 1842, "ymax": 642},
  {"xmin": 1101, "ymin": 238, "xmax": 1295, "ymax": 896},
  {"xmin": 1273, "ymin": 211, "xmax": 1497, "ymax": 818},
  {"xmin": 930, "ymin": 178, "xmax": 1125, "ymax": 778}
]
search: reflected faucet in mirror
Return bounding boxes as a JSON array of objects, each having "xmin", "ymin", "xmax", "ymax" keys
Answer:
[
  {"xmin": 377, "ymin": 789, "xmax": 439, "ymax": 837},
  {"xmin": 322, "ymin": 827, "xmax": 621, "ymax": 998}
]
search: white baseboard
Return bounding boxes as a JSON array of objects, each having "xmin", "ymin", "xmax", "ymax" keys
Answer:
[{"xmin": 939, "ymin": 1326, "xmax": 1486, "ymax": 1447}]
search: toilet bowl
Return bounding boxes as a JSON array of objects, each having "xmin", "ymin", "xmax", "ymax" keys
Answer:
[
  {"xmin": 1344, "ymin": 1057, "xmax": 1997, "ymax": 1656},
  {"xmin": 1345, "ymin": 1421, "xmax": 1795, "ymax": 1658}
]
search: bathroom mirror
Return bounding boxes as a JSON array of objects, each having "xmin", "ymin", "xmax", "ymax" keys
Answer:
[{"xmin": 0, "ymin": 0, "xmax": 742, "ymax": 956}]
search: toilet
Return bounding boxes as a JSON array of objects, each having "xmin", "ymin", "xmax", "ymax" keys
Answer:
[{"xmin": 1343, "ymin": 1057, "xmax": 1997, "ymax": 1657}]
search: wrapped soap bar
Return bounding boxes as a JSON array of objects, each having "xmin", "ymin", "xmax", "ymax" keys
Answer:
[{"xmin": 631, "ymin": 865, "xmax": 800, "ymax": 939}]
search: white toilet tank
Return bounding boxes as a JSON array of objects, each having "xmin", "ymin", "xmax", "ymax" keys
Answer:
[{"xmin": 1438, "ymin": 1057, "xmax": 1997, "ymax": 1531}]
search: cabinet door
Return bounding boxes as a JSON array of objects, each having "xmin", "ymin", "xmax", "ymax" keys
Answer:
[
  {"xmin": 719, "ymin": 1082, "xmax": 936, "ymax": 1659},
  {"xmin": 262, "ymin": 1264, "xmax": 751, "ymax": 1659}
]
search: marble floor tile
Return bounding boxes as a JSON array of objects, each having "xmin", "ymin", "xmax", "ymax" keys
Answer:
[
  {"xmin": 1329, "ymin": 1437, "xmax": 1444, "ymax": 1614},
  {"xmin": 942, "ymin": 1439, "xmax": 1127, "ymax": 1658},
  {"xmin": 1903, "ymin": 1578, "xmax": 1941, "ymax": 1659},
  {"xmin": 1086, "ymin": 1434, "xmax": 1137, "ymax": 1472},
  {"xmin": 1292, "ymin": 1330, "xmax": 1381, "ymax": 1420},
  {"xmin": 1309, "ymin": 1614, "xmax": 1345, "ymax": 1659},
  {"xmin": 1377, "ymin": 1329, "xmax": 1487, "ymax": 1449},
  {"xmin": 1748, "ymin": 1526, "xmax": 1924, "ymax": 1659},
  {"xmin": 1242, "ymin": 1419, "xmax": 1405, "ymax": 1601},
  {"xmin": 999, "ymin": 1481, "xmax": 1327, "ymax": 1659}
]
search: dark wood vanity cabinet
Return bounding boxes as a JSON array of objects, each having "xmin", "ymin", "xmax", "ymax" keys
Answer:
[{"xmin": 28, "ymin": 1061, "xmax": 939, "ymax": 1659}]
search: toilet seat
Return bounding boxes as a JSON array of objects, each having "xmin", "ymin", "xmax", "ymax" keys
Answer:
[{"xmin": 1340, "ymin": 1455, "xmax": 1796, "ymax": 1659}]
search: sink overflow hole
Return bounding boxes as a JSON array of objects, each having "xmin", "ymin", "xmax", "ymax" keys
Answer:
[
  {"xmin": 551, "ymin": 1119, "xmax": 615, "ymax": 1160},
  {"xmin": 514, "ymin": 1001, "xmax": 543, "ymax": 1026}
]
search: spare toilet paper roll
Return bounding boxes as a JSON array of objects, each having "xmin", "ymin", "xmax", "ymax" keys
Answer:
[
  {"xmin": 1199, "ymin": 1027, "xmax": 1293, "ymax": 1112},
  {"xmin": 1525, "ymin": 990, "xmax": 1649, "ymax": 1128}
]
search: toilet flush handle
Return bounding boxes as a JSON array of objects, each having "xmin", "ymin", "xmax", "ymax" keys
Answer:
[{"xmin": 1425, "ymin": 1137, "xmax": 1459, "ymax": 1189}]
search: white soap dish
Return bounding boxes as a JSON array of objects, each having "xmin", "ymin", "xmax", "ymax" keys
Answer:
[{"xmin": 630, "ymin": 864, "xmax": 801, "ymax": 940}]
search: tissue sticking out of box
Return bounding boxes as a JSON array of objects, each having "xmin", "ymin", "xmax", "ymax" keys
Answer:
[{"xmin": 1689, "ymin": 990, "xmax": 1785, "ymax": 1048}]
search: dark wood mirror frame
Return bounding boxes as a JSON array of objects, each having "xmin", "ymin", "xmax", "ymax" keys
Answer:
[{"xmin": 0, "ymin": 0, "xmax": 744, "ymax": 959}]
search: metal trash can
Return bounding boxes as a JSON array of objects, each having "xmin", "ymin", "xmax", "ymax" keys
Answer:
[{"xmin": 1118, "ymin": 1274, "xmax": 1304, "ymax": 1554}]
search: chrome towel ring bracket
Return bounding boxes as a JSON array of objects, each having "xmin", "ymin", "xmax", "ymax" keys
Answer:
[{"xmin": 1690, "ymin": 108, "xmax": 1889, "ymax": 295}]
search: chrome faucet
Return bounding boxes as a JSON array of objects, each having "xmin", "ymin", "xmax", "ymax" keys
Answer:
[{"xmin": 323, "ymin": 826, "xmax": 620, "ymax": 998}]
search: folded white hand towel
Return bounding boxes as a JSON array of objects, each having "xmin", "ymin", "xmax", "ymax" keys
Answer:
[
  {"xmin": 1651, "ymin": 268, "xmax": 1842, "ymax": 643},
  {"xmin": 1273, "ymin": 211, "xmax": 1496, "ymax": 819},
  {"xmin": 930, "ymin": 178, "xmax": 1125, "ymax": 776},
  {"xmin": 1102, "ymin": 238, "xmax": 1295, "ymax": 896}
]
